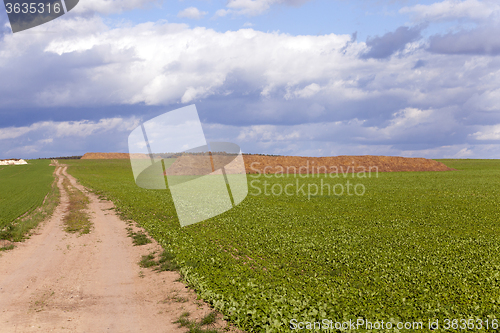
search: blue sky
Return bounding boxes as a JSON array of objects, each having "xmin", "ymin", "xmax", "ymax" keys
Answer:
[
  {"xmin": 107, "ymin": 0, "xmax": 416, "ymax": 39},
  {"xmin": 0, "ymin": 0, "xmax": 500, "ymax": 159}
]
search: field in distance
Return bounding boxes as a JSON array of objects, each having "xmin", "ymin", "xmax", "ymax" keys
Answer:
[
  {"xmin": 0, "ymin": 160, "xmax": 56, "ymax": 242},
  {"xmin": 64, "ymin": 158, "xmax": 500, "ymax": 332}
]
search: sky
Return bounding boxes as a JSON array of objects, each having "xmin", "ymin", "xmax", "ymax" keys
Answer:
[{"xmin": 1, "ymin": 0, "xmax": 500, "ymax": 159}]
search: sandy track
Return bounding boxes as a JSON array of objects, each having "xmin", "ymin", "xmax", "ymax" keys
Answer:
[{"xmin": 0, "ymin": 164, "xmax": 233, "ymax": 333}]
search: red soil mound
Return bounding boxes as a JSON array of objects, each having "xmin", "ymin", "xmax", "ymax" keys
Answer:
[
  {"xmin": 244, "ymin": 155, "xmax": 453, "ymax": 174},
  {"xmin": 81, "ymin": 153, "xmax": 453, "ymax": 174},
  {"xmin": 81, "ymin": 152, "xmax": 149, "ymax": 159}
]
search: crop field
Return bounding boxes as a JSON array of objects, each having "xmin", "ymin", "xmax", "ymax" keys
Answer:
[
  {"xmin": 64, "ymin": 158, "xmax": 500, "ymax": 332},
  {"xmin": 0, "ymin": 160, "xmax": 55, "ymax": 231}
]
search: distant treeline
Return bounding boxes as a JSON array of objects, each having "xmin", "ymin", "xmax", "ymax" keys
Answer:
[
  {"xmin": 155, "ymin": 152, "xmax": 241, "ymax": 158},
  {"xmin": 38, "ymin": 156, "xmax": 83, "ymax": 160},
  {"xmin": 34, "ymin": 153, "xmax": 282, "ymax": 160},
  {"xmin": 159, "ymin": 152, "xmax": 282, "ymax": 157},
  {"xmin": 242, "ymin": 153, "xmax": 282, "ymax": 157}
]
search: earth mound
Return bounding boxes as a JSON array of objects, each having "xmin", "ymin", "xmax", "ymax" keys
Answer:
[
  {"xmin": 81, "ymin": 153, "xmax": 453, "ymax": 174},
  {"xmin": 244, "ymin": 155, "xmax": 453, "ymax": 174},
  {"xmin": 81, "ymin": 152, "xmax": 149, "ymax": 159}
]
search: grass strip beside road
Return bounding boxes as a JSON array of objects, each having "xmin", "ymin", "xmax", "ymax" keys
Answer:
[{"xmin": 62, "ymin": 176, "xmax": 92, "ymax": 235}]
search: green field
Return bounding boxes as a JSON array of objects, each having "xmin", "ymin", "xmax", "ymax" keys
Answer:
[
  {"xmin": 0, "ymin": 160, "xmax": 55, "ymax": 233},
  {"xmin": 64, "ymin": 158, "xmax": 500, "ymax": 332}
]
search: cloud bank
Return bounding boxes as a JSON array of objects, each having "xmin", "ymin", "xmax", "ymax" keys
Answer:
[{"xmin": 0, "ymin": 0, "xmax": 499, "ymax": 159}]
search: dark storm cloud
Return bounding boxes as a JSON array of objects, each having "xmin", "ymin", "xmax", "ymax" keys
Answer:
[
  {"xmin": 362, "ymin": 25, "xmax": 423, "ymax": 59},
  {"xmin": 198, "ymin": 84, "xmax": 410, "ymax": 128}
]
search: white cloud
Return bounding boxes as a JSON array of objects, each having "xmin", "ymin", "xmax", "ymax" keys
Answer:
[
  {"xmin": 0, "ymin": 117, "xmax": 141, "ymax": 159},
  {"xmin": 0, "ymin": 126, "xmax": 32, "ymax": 140},
  {"xmin": 181, "ymin": 86, "xmax": 209, "ymax": 103},
  {"xmin": 237, "ymin": 125, "xmax": 301, "ymax": 141},
  {"xmin": 33, "ymin": 20, "xmax": 355, "ymax": 106},
  {"xmin": 290, "ymin": 83, "xmax": 322, "ymax": 99},
  {"xmin": 472, "ymin": 124, "xmax": 500, "ymax": 140},
  {"xmin": 0, "ymin": 117, "xmax": 140, "ymax": 140},
  {"xmin": 53, "ymin": 117, "xmax": 140, "ymax": 137},
  {"xmin": 178, "ymin": 7, "xmax": 208, "ymax": 20},
  {"xmin": 400, "ymin": 0, "xmax": 500, "ymax": 22},
  {"xmin": 388, "ymin": 108, "xmax": 434, "ymax": 129},
  {"xmin": 213, "ymin": 9, "xmax": 231, "ymax": 18},
  {"xmin": 454, "ymin": 147, "xmax": 474, "ymax": 157},
  {"xmin": 465, "ymin": 88, "xmax": 500, "ymax": 111}
]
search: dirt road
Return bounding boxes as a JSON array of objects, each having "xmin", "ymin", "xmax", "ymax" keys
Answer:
[{"xmin": 0, "ymin": 164, "xmax": 233, "ymax": 332}]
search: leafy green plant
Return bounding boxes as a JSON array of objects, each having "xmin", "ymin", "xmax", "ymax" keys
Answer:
[{"xmin": 65, "ymin": 158, "xmax": 500, "ymax": 332}]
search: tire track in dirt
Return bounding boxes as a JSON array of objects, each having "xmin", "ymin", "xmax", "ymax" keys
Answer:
[{"xmin": 0, "ymin": 162, "xmax": 238, "ymax": 333}]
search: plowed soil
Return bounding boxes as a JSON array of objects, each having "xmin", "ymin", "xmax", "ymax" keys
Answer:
[{"xmin": 82, "ymin": 152, "xmax": 453, "ymax": 173}]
